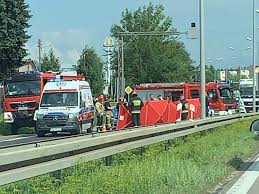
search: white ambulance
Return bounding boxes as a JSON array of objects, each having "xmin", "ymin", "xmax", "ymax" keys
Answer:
[{"xmin": 34, "ymin": 78, "xmax": 95, "ymax": 137}]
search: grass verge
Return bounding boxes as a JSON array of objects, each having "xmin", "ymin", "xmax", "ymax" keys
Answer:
[
  {"xmin": 0, "ymin": 114, "xmax": 34, "ymax": 135},
  {"xmin": 1, "ymin": 117, "xmax": 259, "ymax": 194}
]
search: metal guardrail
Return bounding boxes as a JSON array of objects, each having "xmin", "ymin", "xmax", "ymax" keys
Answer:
[{"xmin": 0, "ymin": 113, "xmax": 258, "ymax": 186}]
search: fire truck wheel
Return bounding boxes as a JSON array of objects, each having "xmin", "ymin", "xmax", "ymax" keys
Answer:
[{"xmin": 11, "ymin": 124, "xmax": 18, "ymax": 135}]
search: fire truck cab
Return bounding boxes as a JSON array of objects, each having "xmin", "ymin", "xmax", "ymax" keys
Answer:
[
  {"xmin": 135, "ymin": 82, "xmax": 236, "ymax": 114},
  {"xmin": 2, "ymin": 71, "xmax": 85, "ymax": 135}
]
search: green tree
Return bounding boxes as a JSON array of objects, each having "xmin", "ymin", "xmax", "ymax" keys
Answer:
[
  {"xmin": 193, "ymin": 65, "xmax": 216, "ymax": 82},
  {"xmin": 41, "ymin": 49, "xmax": 60, "ymax": 72},
  {"xmin": 111, "ymin": 3, "xmax": 193, "ymax": 86},
  {"xmin": 227, "ymin": 74, "xmax": 247, "ymax": 83},
  {"xmin": 74, "ymin": 46, "xmax": 104, "ymax": 96},
  {"xmin": 0, "ymin": 0, "xmax": 31, "ymax": 74},
  {"xmin": 206, "ymin": 65, "xmax": 216, "ymax": 82}
]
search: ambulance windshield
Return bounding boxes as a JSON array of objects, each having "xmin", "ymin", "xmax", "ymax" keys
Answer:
[{"xmin": 40, "ymin": 92, "xmax": 78, "ymax": 107}]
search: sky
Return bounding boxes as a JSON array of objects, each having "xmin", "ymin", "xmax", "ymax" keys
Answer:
[{"xmin": 25, "ymin": 0, "xmax": 259, "ymax": 69}]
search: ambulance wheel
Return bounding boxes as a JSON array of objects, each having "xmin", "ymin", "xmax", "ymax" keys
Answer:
[
  {"xmin": 87, "ymin": 119, "xmax": 96, "ymax": 133},
  {"xmin": 36, "ymin": 130, "xmax": 46, "ymax": 137},
  {"xmin": 35, "ymin": 125, "xmax": 45, "ymax": 137},
  {"xmin": 72, "ymin": 122, "xmax": 83, "ymax": 135},
  {"xmin": 11, "ymin": 123, "xmax": 18, "ymax": 135}
]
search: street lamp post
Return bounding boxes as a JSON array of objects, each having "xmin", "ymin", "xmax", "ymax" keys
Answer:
[{"xmin": 253, "ymin": 0, "xmax": 256, "ymax": 112}]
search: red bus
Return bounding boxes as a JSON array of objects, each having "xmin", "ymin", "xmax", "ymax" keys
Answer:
[
  {"xmin": 2, "ymin": 71, "xmax": 85, "ymax": 134},
  {"xmin": 135, "ymin": 82, "xmax": 237, "ymax": 113}
]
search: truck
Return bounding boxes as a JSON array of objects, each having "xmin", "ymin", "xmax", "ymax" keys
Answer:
[
  {"xmin": 35, "ymin": 78, "xmax": 95, "ymax": 137},
  {"xmin": 239, "ymin": 78, "xmax": 259, "ymax": 112},
  {"xmin": 135, "ymin": 82, "xmax": 237, "ymax": 114},
  {"xmin": 2, "ymin": 71, "xmax": 85, "ymax": 135}
]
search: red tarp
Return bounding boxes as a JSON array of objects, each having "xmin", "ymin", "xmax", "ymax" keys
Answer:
[
  {"xmin": 140, "ymin": 100, "xmax": 177, "ymax": 126},
  {"xmin": 116, "ymin": 99, "xmax": 201, "ymax": 130},
  {"xmin": 116, "ymin": 104, "xmax": 133, "ymax": 129},
  {"xmin": 187, "ymin": 99, "xmax": 201, "ymax": 120}
]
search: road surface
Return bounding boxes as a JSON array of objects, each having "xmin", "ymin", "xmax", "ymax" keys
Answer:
[{"xmin": 226, "ymin": 155, "xmax": 259, "ymax": 194}]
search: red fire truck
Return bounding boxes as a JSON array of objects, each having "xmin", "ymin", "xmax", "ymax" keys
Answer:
[
  {"xmin": 2, "ymin": 71, "xmax": 85, "ymax": 134},
  {"xmin": 135, "ymin": 82, "xmax": 237, "ymax": 113}
]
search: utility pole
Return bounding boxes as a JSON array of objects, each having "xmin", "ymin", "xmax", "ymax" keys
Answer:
[
  {"xmin": 199, "ymin": 0, "xmax": 206, "ymax": 119},
  {"xmin": 253, "ymin": 0, "xmax": 256, "ymax": 113},
  {"xmin": 121, "ymin": 36, "xmax": 125, "ymax": 97},
  {"xmin": 38, "ymin": 39, "xmax": 42, "ymax": 71}
]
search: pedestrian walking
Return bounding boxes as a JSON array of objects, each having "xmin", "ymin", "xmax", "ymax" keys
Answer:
[
  {"xmin": 95, "ymin": 95, "xmax": 106, "ymax": 132},
  {"xmin": 129, "ymin": 92, "xmax": 143, "ymax": 127}
]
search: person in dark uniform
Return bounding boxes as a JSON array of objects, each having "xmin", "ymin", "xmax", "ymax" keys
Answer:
[
  {"xmin": 129, "ymin": 92, "xmax": 144, "ymax": 127},
  {"xmin": 206, "ymin": 94, "xmax": 209, "ymax": 117},
  {"xmin": 179, "ymin": 94, "xmax": 188, "ymax": 120}
]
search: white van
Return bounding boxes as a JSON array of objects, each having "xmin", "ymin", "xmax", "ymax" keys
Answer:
[{"xmin": 34, "ymin": 78, "xmax": 95, "ymax": 137}]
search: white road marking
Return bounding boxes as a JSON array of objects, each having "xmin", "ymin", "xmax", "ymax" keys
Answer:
[{"xmin": 227, "ymin": 157, "xmax": 259, "ymax": 194}]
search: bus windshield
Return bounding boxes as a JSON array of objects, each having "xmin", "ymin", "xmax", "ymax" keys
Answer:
[
  {"xmin": 40, "ymin": 92, "xmax": 78, "ymax": 107},
  {"xmin": 5, "ymin": 80, "xmax": 41, "ymax": 97}
]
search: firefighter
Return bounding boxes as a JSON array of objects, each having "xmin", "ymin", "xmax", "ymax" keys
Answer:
[
  {"xmin": 104, "ymin": 95, "xmax": 112, "ymax": 130},
  {"xmin": 150, "ymin": 94, "xmax": 157, "ymax": 101},
  {"xmin": 95, "ymin": 95, "xmax": 106, "ymax": 132},
  {"xmin": 179, "ymin": 94, "xmax": 188, "ymax": 120},
  {"xmin": 157, "ymin": 94, "xmax": 163, "ymax": 100},
  {"xmin": 129, "ymin": 92, "xmax": 143, "ymax": 127}
]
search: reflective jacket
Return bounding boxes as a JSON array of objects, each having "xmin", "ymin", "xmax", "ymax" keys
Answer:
[{"xmin": 129, "ymin": 96, "xmax": 143, "ymax": 114}]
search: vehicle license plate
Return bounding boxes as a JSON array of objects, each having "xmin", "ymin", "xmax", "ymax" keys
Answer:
[
  {"xmin": 18, "ymin": 107, "xmax": 28, "ymax": 111},
  {"xmin": 50, "ymin": 128, "xmax": 62, "ymax": 132}
]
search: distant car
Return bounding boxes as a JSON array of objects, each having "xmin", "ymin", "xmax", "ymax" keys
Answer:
[
  {"xmin": 250, "ymin": 120, "xmax": 259, "ymax": 135},
  {"xmin": 108, "ymin": 107, "xmax": 118, "ymax": 129}
]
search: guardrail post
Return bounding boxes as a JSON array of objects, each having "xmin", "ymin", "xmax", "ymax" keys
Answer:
[
  {"xmin": 105, "ymin": 155, "xmax": 113, "ymax": 166},
  {"xmin": 139, "ymin": 147, "xmax": 145, "ymax": 156},
  {"xmin": 164, "ymin": 140, "xmax": 173, "ymax": 150},
  {"xmin": 50, "ymin": 170, "xmax": 62, "ymax": 180}
]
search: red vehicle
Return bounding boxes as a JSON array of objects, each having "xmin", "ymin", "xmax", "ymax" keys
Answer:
[
  {"xmin": 2, "ymin": 71, "xmax": 85, "ymax": 134},
  {"xmin": 135, "ymin": 82, "xmax": 236, "ymax": 113}
]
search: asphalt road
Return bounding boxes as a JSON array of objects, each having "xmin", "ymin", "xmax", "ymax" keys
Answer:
[
  {"xmin": 0, "ymin": 133, "xmax": 81, "ymax": 149},
  {"xmin": 226, "ymin": 155, "xmax": 259, "ymax": 194}
]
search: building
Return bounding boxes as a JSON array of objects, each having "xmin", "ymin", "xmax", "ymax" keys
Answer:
[
  {"xmin": 18, "ymin": 59, "xmax": 38, "ymax": 73},
  {"xmin": 219, "ymin": 67, "xmax": 250, "ymax": 81}
]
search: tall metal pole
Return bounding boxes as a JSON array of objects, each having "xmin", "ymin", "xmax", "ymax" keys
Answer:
[
  {"xmin": 200, "ymin": 0, "xmax": 206, "ymax": 119},
  {"xmin": 38, "ymin": 39, "xmax": 42, "ymax": 71},
  {"xmin": 253, "ymin": 0, "xmax": 256, "ymax": 113},
  {"xmin": 121, "ymin": 36, "xmax": 125, "ymax": 97},
  {"xmin": 117, "ymin": 39, "xmax": 121, "ymax": 100}
]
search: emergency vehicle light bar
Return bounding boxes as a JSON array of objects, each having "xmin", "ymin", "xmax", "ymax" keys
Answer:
[{"xmin": 214, "ymin": 80, "xmax": 232, "ymax": 85}]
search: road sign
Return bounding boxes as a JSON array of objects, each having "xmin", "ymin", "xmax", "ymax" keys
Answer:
[{"xmin": 125, "ymin": 86, "xmax": 133, "ymax": 95}]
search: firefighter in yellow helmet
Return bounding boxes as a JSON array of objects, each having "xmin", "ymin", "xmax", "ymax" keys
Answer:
[
  {"xmin": 104, "ymin": 95, "xmax": 112, "ymax": 130},
  {"xmin": 95, "ymin": 95, "xmax": 106, "ymax": 132}
]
